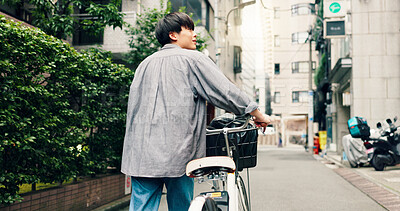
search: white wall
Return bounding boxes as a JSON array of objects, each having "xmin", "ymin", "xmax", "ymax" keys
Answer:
[{"xmin": 350, "ymin": 0, "xmax": 400, "ymax": 126}]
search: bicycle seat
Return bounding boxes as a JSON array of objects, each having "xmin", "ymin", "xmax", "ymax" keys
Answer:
[{"xmin": 186, "ymin": 156, "xmax": 236, "ymax": 177}]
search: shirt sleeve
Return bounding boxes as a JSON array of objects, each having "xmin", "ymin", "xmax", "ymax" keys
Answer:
[{"xmin": 189, "ymin": 54, "xmax": 258, "ymax": 115}]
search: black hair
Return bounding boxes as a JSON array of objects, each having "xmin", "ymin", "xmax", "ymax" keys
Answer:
[{"xmin": 155, "ymin": 12, "xmax": 195, "ymax": 46}]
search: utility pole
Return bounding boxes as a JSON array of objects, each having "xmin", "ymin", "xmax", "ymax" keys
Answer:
[{"xmin": 308, "ymin": 29, "xmax": 314, "ymax": 150}]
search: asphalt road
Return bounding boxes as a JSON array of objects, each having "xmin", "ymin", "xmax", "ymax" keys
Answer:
[
  {"xmin": 120, "ymin": 144, "xmax": 386, "ymax": 211},
  {"xmin": 247, "ymin": 145, "xmax": 385, "ymax": 210}
]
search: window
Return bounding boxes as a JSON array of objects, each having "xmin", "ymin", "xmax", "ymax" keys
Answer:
[
  {"xmin": 274, "ymin": 35, "xmax": 280, "ymax": 47},
  {"xmin": 292, "ymin": 61, "xmax": 316, "ymax": 73},
  {"xmin": 206, "ymin": 3, "xmax": 214, "ymax": 32},
  {"xmin": 292, "ymin": 91, "xmax": 308, "ymax": 103},
  {"xmin": 291, "ymin": 3, "xmax": 315, "ymax": 16},
  {"xmin": 72, "ymin": 0, "xmax": 115, "ymax": 45},
  {"xmin": 291, "ymin": 32, "xmax": 309, "ymax": 44},
  {"xmin": 0, "ymin": 2, "xmax": 33, "ymax": 23},
  {"xmin": 170, "ymin": 0, "xmax": 214, "ymax": 32},
  {"xmin": 73, "ymin": 28, "xmax": 104, "ymax": 45},
  {"xmin": 233, "ymin": 46, "xmax": 242, "ymax": 74},
  {"xmin": 255, "ymin": 88, "xmax": 260, "ymax": 103},
  {"xmin": 274, "ymin": 92, "xmax": 281, "ymax": 103},
  {"xmin": 233, "ymin": 0, "xmax": 241, "ymax": 25},
  {"xmin": 274, "ymin": 63, "xmax": 280, "ymax": 75}
]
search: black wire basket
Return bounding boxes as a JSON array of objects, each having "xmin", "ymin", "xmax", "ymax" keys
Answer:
[{"xmin": 206, "ymin": 114, "xmax": 258, "ymax": 171}]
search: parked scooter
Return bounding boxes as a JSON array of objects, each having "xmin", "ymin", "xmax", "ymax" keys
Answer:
[
  {"xmin": 348, "ymin": 116, "xmax": 400, "ymax": 171},
  {"xmin": 369, "ymin": 117, "xmax": 400, "ymax": 171},
  {"xmin": 342, "ymin": 134, "xmax": 369, "ymax": 168}
]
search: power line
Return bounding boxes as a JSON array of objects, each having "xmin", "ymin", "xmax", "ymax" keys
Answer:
[
  {"xmin": 279, "ymin": 42, "xmax": 307, "ymax": 72},
  {"xmin": 259, "ymin": 0, "xmax": 292, "ymax": 11}
]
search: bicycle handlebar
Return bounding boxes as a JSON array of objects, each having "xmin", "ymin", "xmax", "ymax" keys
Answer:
[{"xmin": 205, "ymin": 115, "xmax": 252, "ymax": 135}]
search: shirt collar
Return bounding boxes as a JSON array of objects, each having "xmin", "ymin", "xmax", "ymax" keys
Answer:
[{"xmin": 161, "ymin": 43, "xmax": 182, "ymax": 50}]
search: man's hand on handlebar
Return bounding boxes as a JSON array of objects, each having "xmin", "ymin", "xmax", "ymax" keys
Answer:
[{"xmin": 250, "ymin": 108, "xmax": 271, "ymax": 132}]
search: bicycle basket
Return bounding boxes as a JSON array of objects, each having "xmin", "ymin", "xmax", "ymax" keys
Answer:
[{"xmin": 206, "ymin": 114, "xmax": 258, "ymax": 171}]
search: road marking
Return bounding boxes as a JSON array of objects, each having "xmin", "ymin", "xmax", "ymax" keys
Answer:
[
  {"xmin": 325, "ymin": 164, "xmax": 339, "ymax": 169},
  {"xmin": 384, "ymin": 178, "xmax": 400, "ymax": 183}
]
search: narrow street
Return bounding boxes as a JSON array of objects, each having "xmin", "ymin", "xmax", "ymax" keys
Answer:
[{"xmin": 247, "ymin": 145, "xmax": 385, "ymax": 210}]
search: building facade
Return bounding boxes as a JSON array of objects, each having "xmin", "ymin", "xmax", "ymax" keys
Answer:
[
  {"xmin": 326, "ymin": 0, "xmax": 400, "ymax": 153},
  {"xmin": 270, "ymin": 0, "xmax": 319, "ymax": 144}
]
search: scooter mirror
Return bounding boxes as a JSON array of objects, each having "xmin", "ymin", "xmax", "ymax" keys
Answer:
[
  {"xmin": 377, "ymin": 122, "xmax": 382, "ymax": 129},
  {"xmin": 394, "ymin": 116, "xmax": 398, "ymax": 123},
  {"xmin": 386, "ymin": 118, "xmax": 392, "ymax": 125}
]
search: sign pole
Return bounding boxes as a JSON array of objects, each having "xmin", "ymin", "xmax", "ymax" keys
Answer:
[{"xmin": 308, "ymin": 36, "xmax": 314, "ymax": 151}]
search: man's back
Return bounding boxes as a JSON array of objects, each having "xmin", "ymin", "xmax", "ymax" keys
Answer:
[{"xmin": 122, "ymin": 44, "xmax": 208, "ymax": 177}]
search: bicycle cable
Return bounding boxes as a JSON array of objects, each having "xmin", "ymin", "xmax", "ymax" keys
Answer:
[{"xmin": 247, "ymin": 168, "xmax": 251, "ymax": 211}]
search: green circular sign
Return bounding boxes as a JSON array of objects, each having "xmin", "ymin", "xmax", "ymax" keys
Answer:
[{"xmin": 329, "ymin": 2, "xmax": 341, "ymax": 13}]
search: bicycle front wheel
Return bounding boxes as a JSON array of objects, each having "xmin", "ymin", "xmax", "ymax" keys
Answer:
[
  {"xmin": 188, "ymin": 196, "xmax": 219, "ymax": 211},
  {"xmin": 237, "ymin": 175, "xmax": 250, "ymax": 211}
]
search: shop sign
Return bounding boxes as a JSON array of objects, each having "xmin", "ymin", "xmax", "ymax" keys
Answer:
[
  {"xmin": 324, "ymin": 19, "xmax": 346, "ymax": 38},
  {"xmin": 324, "ymin": 0, "xmax": 346, "ymax": 18}
]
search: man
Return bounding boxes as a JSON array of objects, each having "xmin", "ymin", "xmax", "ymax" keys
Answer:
[{"xmin": 121, "ymin": 12, "xmax": 270, "ymax": 211}]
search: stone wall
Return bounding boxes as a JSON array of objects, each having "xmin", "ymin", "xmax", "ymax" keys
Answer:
[{"xmin": 0, "ymin": 174, "xmax": 126, "ymax": 211}]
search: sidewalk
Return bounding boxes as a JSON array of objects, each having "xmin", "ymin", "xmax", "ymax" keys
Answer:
[
  {"xmin": 324, "ymin": 151, "xmax": 400, "ymax": 210},
  {"xmin": 91, "ymin": 195, "xmax": 130, "ymax": 211}
]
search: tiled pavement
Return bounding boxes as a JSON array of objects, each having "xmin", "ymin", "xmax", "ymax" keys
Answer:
[{"xmin": 325, "ymin": 152, "xmax": 400, "ymax": 211}]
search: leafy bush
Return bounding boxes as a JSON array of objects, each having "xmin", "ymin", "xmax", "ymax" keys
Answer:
[{"xmin": 0, "ymin": 16, "xmax": 133, "ymax": 204}]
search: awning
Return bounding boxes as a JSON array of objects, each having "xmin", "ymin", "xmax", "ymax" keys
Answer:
[{"xmin": 329, "ymin": 58, "xmax": 352, "ymax": 84}]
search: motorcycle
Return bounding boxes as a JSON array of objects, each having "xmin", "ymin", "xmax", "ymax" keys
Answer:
[
  {"xmin": 370, "ymin": 117, "xmax": 400, "ymax": 171},
  {"xmin": 348, "ymin": 116, "xmax": 400, "ymax": 171}
]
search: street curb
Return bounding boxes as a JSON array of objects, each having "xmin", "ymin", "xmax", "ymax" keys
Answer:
[
  {"xmin": 324, "ymin": 153, "xmax": 345, "ymax": 168},
  {"xmin": 91, "ymin": 195, "xmax": 130, "ymax": 211}
]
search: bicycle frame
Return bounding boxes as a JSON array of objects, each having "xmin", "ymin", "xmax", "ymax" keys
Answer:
[{"xmin": 187, "ymin": 116, "xmax": 252, "ymax": 211}]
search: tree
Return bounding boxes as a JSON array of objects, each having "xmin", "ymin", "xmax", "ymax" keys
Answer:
[
  {"xmin": 125, "ymin": 1, "xmax": 209, "ymax": 70},
  {"xmin": 0, "ymin": 0, "xmax": 125, "ymax": 40}
]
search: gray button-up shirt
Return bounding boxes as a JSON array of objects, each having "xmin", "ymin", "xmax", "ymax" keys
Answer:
[{"xmin": 121, "ymin": 44, "xmax": 258, "ymax": 177}]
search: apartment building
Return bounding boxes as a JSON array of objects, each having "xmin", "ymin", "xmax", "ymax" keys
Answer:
[{"xmin": 270, "ymin": 0, "xmax": 319, "ymax": 144}]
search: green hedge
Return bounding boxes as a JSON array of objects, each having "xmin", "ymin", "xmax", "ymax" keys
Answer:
[{"xmin": 0, "ymin": 16, "xmax": 134, "ymax": 204}]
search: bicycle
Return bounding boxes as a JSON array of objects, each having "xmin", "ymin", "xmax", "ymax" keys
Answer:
[{"xmin": 186, "ymin": 114, "xmax": 258, "ymax": 211}]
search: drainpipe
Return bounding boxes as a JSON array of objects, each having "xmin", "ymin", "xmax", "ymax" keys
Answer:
[{"xmin": 215, "ymin": 0, "xmax": 220, "ymax": 67}]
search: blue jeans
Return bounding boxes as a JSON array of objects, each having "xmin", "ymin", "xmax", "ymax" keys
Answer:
[{"xmin": 129, "ymin": 175, "xmax": 194, "ymax": 211}]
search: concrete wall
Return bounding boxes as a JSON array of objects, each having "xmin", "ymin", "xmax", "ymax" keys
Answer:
[{"xmin": 351, "ymin": 0, "xmax": 400, "ymax": 126}]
